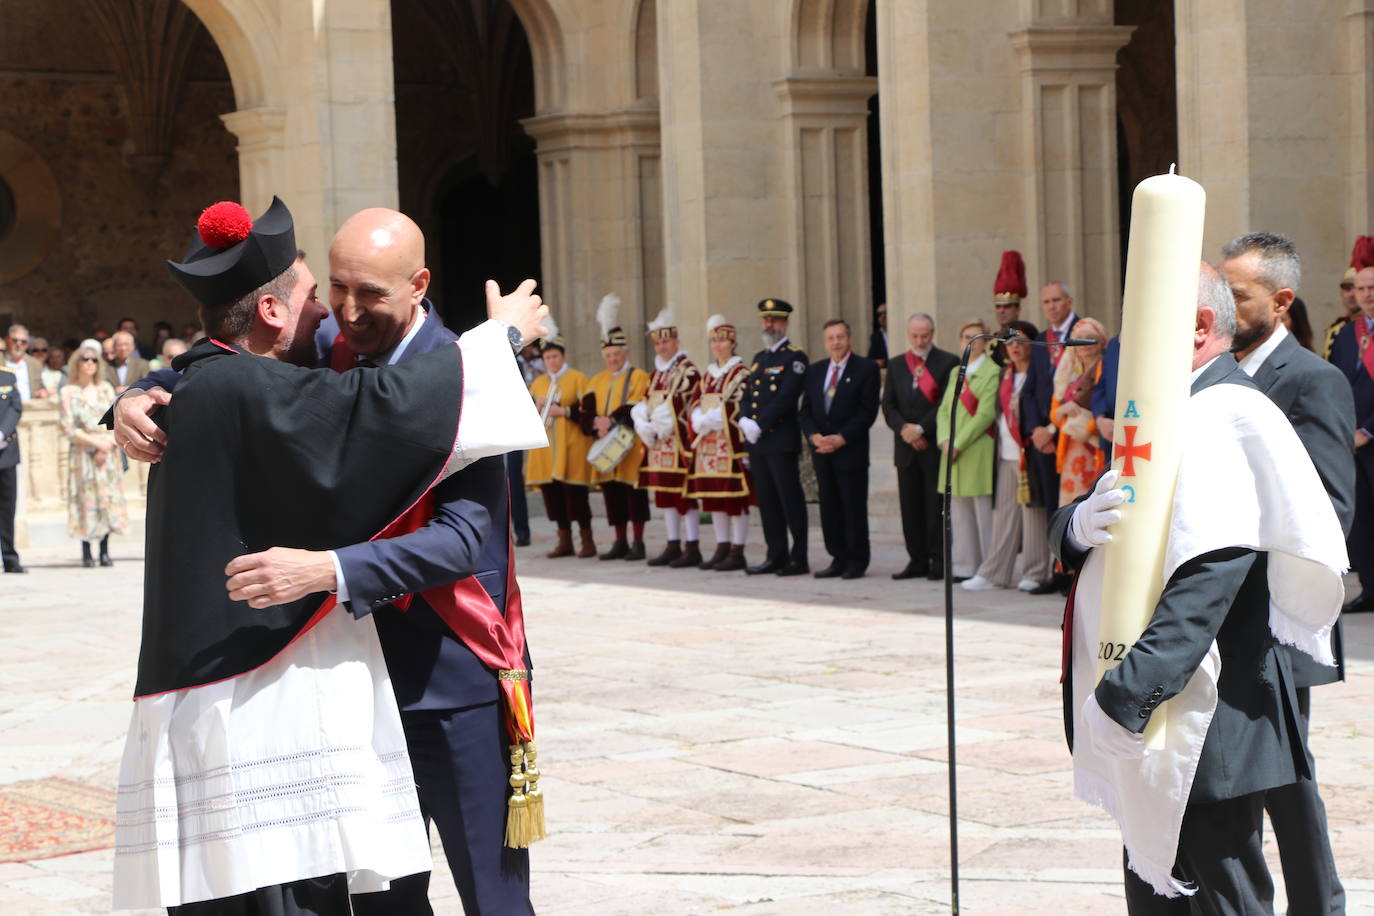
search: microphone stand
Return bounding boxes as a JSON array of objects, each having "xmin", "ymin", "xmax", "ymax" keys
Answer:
[{"xmin": 939, "ymin": 330, "xmax": 1101, "ymax": 915}]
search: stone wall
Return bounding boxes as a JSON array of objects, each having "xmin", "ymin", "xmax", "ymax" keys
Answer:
[{"xmin": 0, "ymin": 0, "xmax": 238, "ymax": 348}]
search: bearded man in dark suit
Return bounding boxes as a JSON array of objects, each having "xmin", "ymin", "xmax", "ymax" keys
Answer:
[{"xmin": 1222, "ymin": 232, "xmax": 1355, "ymax": 916}]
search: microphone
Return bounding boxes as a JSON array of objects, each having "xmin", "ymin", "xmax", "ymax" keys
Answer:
[{"xmin": 1060, "ymin": 338, "xmax": 1102, "ymax": 347}]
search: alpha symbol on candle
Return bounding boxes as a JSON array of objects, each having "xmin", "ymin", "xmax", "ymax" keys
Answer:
[
  {"xmin": 1123, "ymin": 400, "xmax": 1140, "ymax": 418},
  {"xmin": 1115, "ymin": 425, "xmax": 1153, "ymax": 477}
]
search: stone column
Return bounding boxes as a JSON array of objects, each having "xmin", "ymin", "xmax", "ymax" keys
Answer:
[
  {"xmin": 773, "ymin": 75, "xmax": 878, "ymax": 348},
  {"xmin": 522, "ymin": 108, "xmax": 663, "ymax": 368},
  {"xmin": 1009, "ymin": 20, "xmax": 1133, "ymax": 329},
  {"xmin": 220, "ymin": 107, "xmax": 286, "ymax": 216},
  {"xmin": 1176, "ymin": 0, "xmax": 1353, "ymax": 324},
  {"xmin": 272, "ymin": 0, "xmax": 399, "ymax": 262},
  {"xmin": 656, "ymin": 0, "xmax": 793, "ymax": 347}
]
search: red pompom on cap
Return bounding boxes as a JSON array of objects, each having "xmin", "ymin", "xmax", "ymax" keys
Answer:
[{"xmin": 197, "ymin": 201, "xmax": 253, "ymax": 249}]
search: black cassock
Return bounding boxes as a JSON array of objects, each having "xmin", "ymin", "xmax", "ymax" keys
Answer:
[{"xmin": 136, "ymin": 337, "xmax": 464, "ymax": 698}]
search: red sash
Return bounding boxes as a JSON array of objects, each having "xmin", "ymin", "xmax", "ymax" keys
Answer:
[
  {"xmin": 327, "ymin": 337, "xmax": 534, "ymax": 745},
  {"xmin": 1357, "ymin": 317, "xmax": 1374, "ymax": 382},
  {"xmin": 958, "ymin": 382, "xmax": 995, "ymax": 437},
  {"xmin": 905, "ymin": 350, "xmax": 941, "ymax": 404},
  {"xmin": 998, "ymin": 367, "xmax": 1023, "ymax": 447}
]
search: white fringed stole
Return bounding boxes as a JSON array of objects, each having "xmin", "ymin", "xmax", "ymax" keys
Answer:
[{"xmin": 1070, "ymin": 382, "xmax": 1347, "ymax": 897}]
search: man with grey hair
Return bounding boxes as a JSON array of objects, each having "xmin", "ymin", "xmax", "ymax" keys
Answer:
[
  {"xmin": 1051, "ymin": 260, "xmax": 1347, "ymax": 910},
  {"xmin": 882, "ymin": 312, "xmax": 958, "ymax": 579},
  {"xmin": 4, "ymin": 324, "xmax": 45, "ymax": 400},
  {"xmin": 1221, "ymin": 232, "xmax": 1354, "ymax": 914},
  {"xmin": 103, "ymin": 330, "xmax": 149, "ymax": 393}
]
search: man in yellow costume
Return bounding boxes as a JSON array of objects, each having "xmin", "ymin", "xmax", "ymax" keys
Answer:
[
  {"xmin": 526, "ymin": 319, "xmax": 596, "ymax": 558},
  {"xmin": 578, "ymin": 294, "xmax": 652, "ymax": 560}
]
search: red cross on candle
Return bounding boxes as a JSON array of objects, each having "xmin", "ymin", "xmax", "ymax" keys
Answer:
[{"xmin": 1115, "ymin": 424, "xmax": 1153, "ymax": 477}]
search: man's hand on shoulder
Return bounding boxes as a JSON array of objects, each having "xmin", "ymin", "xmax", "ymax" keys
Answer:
[
  {"xmin": 486, "ymin": 278, "xmax": 549, "ymax": 345},
  {"xmin": 226, "ymin": 547, "xmax": 337, "ymax": 609},
  {"xmin": 115, "ymin": 387, "xmax": 172, "ymax": 463}
]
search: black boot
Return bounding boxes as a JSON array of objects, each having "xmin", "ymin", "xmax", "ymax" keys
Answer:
[
  {"xmin": 714, "ymin": 545, "xmax": 747, "ymax": 572},
  {"xmin": 600, "ymin": 538, "xmax": 629, "ymax": 560},
  {"xmin": 624, "ymin": 540, "xmax": 646, "ymax": 561},
  {"xmin": 669, "ymin": 540, "xmax": 703, "ymax": 568},
  {"xmin": 81, "ymin": 541, "xmax": 95, "ymax": 568},
  {"xmin": 698, "ymin": 543, "xmax": 731, "ymax": 570},
  {"xmin": 646, "ymin": 540, "xmax": 681, "ymax": 567},
  {"xmin": 98, "ymin": 535, "xmax": 113, "ymax": 567}
]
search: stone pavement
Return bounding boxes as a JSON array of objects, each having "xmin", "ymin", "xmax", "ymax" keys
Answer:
[{"xmin": 2, "ymin": 523, "xmax": 1372, "ymax": 914}]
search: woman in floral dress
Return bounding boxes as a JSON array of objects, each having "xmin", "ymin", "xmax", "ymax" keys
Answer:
[
  {"xmin": 60, "ymin": 339, "xmax": 127, "ymax": 567},
  {"xmin": 1049, "ymin": 317, "xmax": 1109, "ymax": 507}
]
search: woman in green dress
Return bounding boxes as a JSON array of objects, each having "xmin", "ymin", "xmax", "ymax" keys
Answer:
[
  {"xmin": 59, "ymin": 339, "xmax": 127, "ymax": 567},
  {"xmin": 936, "ymin": 318, "xmax": 1000, "ymax": 580}
]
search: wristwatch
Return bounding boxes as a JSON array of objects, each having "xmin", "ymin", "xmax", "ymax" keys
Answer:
[{"xmin": 497, "ymin": 320, "xmax": 524, "ymax": 353}]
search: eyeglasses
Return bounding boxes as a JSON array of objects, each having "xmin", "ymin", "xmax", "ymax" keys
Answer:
[
  {"xmin": 29, "ymin": 346, "xmax": 47, "ymax": 353},
  {"xmin": 8, "ymin": 338, "xmax": 28, "ymax": 347}
]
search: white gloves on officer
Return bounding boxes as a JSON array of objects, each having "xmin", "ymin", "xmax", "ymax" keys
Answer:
[
  {"xmin": 739, "ymin": 416, "xmax": 762, "ymax": 444},
  {"xmin": 630, "ymin": 401, "xmax": 657, "ymax": 446},
  {"xmin": 1080, "ymin": 693, "xmax": 1147, "ymax": 760},
  {"xmin": 1069, "ymin": 469, "xmax": 1126, "ymax": 548}
]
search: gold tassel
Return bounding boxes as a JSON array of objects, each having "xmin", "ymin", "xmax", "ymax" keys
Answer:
[
  {"xmin": 505, "ymin": 743, "xmax": 531, "ymax": 848},
  {"xmin": 523, "ymin": 741, "xmax": 547, "ymax": 843}
]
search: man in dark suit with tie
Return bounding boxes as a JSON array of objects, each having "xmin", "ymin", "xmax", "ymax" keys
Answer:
[
  {"xmin": 1222, "ymin": 232, "xmax": 1357, "ymax": 915},
  {"xmin": 882, "ymin": 312, "xmax": 958, "ymax": 580},
  {"xmin": 739, "ymin": 298, "xmax": 811, "ymax": 576},
  {"xmin": 0, "ymin": 362, "xmax": 22, "ymax": 573},
  {"xmin": 800, "ymin": 319, "xmax": 880, "ymax": 579},
  {"xmin": 1021, "ymin": 280, "xmax": 1079, "ymax": 593}
]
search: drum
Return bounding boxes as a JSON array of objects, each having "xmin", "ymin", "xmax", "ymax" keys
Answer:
[{"xmin": 588, "ymin": 423, "xmax": 637, "ymax": 473}]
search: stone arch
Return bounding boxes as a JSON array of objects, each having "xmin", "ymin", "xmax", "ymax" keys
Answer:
[
  {"xmin": 506, "ymin": 0, "xmax": 566, "ymax": 112},
  {"xmin": 177, "ymin": 0, "xmax": 277, "ymax": 109},
  {"xmin": 791, "ymin": 0, "xmax": 868, "ymax": 73}
]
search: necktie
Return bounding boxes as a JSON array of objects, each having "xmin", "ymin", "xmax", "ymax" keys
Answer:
[{"xmin": 825, "ymin": 364, "xmax": 840, "ymax": 412}]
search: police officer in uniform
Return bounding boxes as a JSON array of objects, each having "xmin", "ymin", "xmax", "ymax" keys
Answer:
[
  {"xmin": 738, "ymin": 298, "xmax": 809, "ymax": 576},
  {"xmin": 0, "ymin": 363, "xmax": 23, "ymax": 573}
]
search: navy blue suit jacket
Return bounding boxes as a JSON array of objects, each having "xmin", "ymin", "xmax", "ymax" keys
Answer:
[
  {"xmin": 0, "ymin": 367, "xmax": 21, "ymax": 470},
  {"xmin": 1020, "ymin": 312, "xmax": 1077, "ymax": 436},
  {"xmin": 1091, "ymin": 335, "xmax": 1120, "ymax": 455},
  {"xmin": 742, "ymin": 340, "xmax": 809, "ymax": 455},
  {"xmin": 133, "ymin": 306, "xmax": 514, "ymax": 711},
  {"xmin": 798, "ymin": 354, "xmax": 880, "ymax": 469}
]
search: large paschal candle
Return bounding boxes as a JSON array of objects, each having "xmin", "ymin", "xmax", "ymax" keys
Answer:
[{"xmin": 1095, "ymin": 168, "xmax": 1206, "ymax": 748}]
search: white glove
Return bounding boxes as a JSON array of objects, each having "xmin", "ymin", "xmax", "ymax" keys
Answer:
[
  {"xmin": 634, "ymin": 420, "xmax": 658, "ymax": 447},
  {"xmin": 739, "ymin": 416, "xmax": 762, "ymax": 444},
  {"xmin": 1080, "ymin": 693, "xmax": 1147, "ymax": 760},
  {"xmin": 706, "ymin": 406, "xmax": 724, "ymax": 432},
  {"xmin": 629, "ymin": 401, "xmax": 649, "ymax": 425},
  {"xmin": 1069, "ymin": 469, "xmax": 1126, "ymax": 548},
  {"xmin": 690, "ymin": 406, "xmax": 708, "ymax": 430},
  {"xmin": 650, "ymin": 402, "xmax": 674, "ymax": 437}
]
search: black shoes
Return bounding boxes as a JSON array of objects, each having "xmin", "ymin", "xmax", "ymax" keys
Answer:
[
  {"xmin": 841, "ymin": 567, "xmax": 866, "ymax": 580},
  {"xmin": 926, "ymin": 565, "xmax": 944, "ymax": 581},
  {"xmin": 600, "ymin": 539, "xmax": 629, "ymax": 560},
  {"xmin": 1343, "ymin": 592, "xmax": 1373, "ymax": 614},
  {"xmin": 624, "ymin": 540, "xmax": 646, "ymax": 561},
  {"xmin": 813, "ymin": 564, "xmax": 845, "ymax": 579},
  {"xmin": 699, "ymin": 543, "xmax": 731, "ymax": 570},
  {"xmin": 514, "ymin": 535, "xmax": 531, "ymax": 547},
  {"xmin": 777, "ymin": 560, "xmax": 809, "ymax": 577},
  {"xmin": 669, "ymin": 541, "xmax": 703, "ymax": 568},
  {"xmin": 3, "ymin": 563, "xmax": 26, "ymax": 573},
  {"xmin": 892, "ymin": 562, "xmax": 927, "ymax": 580}
]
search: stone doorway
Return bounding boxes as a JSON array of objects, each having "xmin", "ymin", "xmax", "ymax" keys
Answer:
[{"xmin": 392, "ymin": 0, "xmax": 542, "ymax": 334}]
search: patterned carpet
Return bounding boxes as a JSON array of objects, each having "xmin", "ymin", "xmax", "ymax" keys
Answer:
[{"xmin": 0, "ymin": 777, "xmax": 117, "ymax": 862}]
